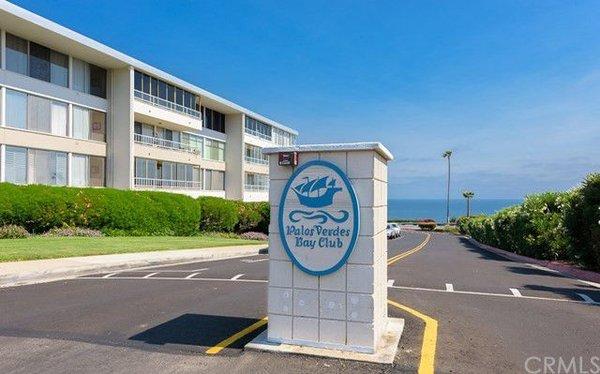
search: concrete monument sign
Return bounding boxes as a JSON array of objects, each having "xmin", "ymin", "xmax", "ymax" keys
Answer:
[
  {"xmin": 279, "ymin": 160, "xmax": 360, "ymax": 275},
  {"xmin": 246, "ymin": 142, "xmax": 403, "ymax": 364}
]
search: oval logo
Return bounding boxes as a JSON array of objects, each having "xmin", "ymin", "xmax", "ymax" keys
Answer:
[{"xmin": 278, "ymin": 160, "xmax": 360, "ymax": 276}]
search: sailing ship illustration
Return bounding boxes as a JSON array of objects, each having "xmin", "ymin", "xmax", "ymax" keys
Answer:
[{"xmin": 292, "ymin": 176, "xmax": 342, "ymax": 208}]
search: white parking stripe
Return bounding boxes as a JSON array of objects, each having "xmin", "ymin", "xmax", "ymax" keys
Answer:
[
  {"xmin": 388, "ymin": 284, "xmax": 592, "ymax": 305},
  {"xmin": 576, "ymin": 293, "xmax": 597, "ymax": 304},
  {"xmin": 510, "ymin": 288, "xmax": 522, "ymax": 297},
  {"xmin": 578, "ymin": 280, "xmax": 600, "ymax": 289},
  {"xmin": 231, "ymin": 274, "xmax": 245, "ymax": 280},
  {"xmin": 79, "ymin": 276, "xmax": 267, "ymax": 283},
  {"xmin": 388, "ymin": 279, "xmax": 395, "ymax": 286},
  {"xmin": 445, "ymin": 283, "xmax": 454, "ymax": 292},
  {"xmin": 527, "ymin": 264, "xmax": 559, "ymax": 273},
  {"xmin": 241, "ymin": 259, "xmax": 269, "ymax": 263},
  {"xmin": 102, "ymin": 273, "xmax": 118, "ymax": 278},
  {"xmin": 185, "ymin": 272, "xmax": 201, "ymax": 279},
  {"xmin": 143, "ymin": 272, "xmax": 158, "ymax": 279}
]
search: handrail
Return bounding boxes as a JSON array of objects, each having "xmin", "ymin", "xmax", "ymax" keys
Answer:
[
  {"xmin": 134, "ymin": 133, "xmax": 202, "ymax": 155},
  {"xmin": 244, "ymin": 184, "xmax": 269, "ymax": 192},
  {"xmin": 134, "ymin": 90, "xmax": 201, "ymax": 118},
  {"xmin": 134, "ymin": 177, "xmax": 202, "ymax": 190},
  {"xmin": 244, "ymin": 155, "xmax": 269, "ymax": 165},
  {"xmin": 244, "ymin": 127, "xmax": 272, "ymax": 141}
]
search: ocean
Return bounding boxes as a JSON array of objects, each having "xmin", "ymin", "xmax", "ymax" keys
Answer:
[{"xmin": 388, "ymin": 199, "xmax": 522, "ymax": 222}]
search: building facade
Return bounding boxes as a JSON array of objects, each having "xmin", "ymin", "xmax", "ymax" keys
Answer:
[{"xmin": 0, "ymin": 2, "xmax": 297, "ymax": 202}]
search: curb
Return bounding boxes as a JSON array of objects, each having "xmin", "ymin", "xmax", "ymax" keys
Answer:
[
  {"xmin": 465, "ymin": 237, "xmax": 600, "ymax": 284},
  {"xmin": 0, "ymin": 244, "xmax": 268, "ymax": 289}
]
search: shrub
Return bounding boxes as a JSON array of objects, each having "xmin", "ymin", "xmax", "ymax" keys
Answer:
[
  {"xmin": 198, "ymin": 196, "xmax": 239, "ymax": 232},
  {"xmin": 417, "ymin": 220, "xmax": 437, "ymax": 231},
  {"xmin": 0, "ymin": 183, "xmax": 200, "ymax": 236},
  {"xmin": 564, "ymin": 173, "xmax": 600, "ymax": 270},
  {"xmin": 240, "ymin": 231, "xmax": 268, "ymax": 241},
  {"xmin": 0, "ymin": 224, "xmax": 30, "ymax": 239},
  {"xmin": 44, "ymin": 227, "xmax": 103, "ymax": 237},
  {"xmin": 236, "ymin": 201, "xmax": 270, "ymax": 234}
]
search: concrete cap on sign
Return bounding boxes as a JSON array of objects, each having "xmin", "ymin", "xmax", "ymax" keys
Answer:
[{"xmin": 263, "ymin": 142, "xmax": 394, "ymax": 161}]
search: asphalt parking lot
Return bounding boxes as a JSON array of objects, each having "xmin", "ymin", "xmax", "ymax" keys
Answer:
[{"xmin": 1, "ymin": 231, "xmax": 598, "ymax": 373}]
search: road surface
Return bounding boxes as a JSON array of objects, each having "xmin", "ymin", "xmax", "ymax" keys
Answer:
[{"xmin": 0, "ymin": 231, "xmax": 598, "ymax": 373}]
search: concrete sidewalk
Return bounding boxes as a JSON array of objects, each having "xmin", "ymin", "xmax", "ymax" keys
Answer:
[{"xmin": 0, "ymin": 244, "xmax": 268, "ymax": 288}]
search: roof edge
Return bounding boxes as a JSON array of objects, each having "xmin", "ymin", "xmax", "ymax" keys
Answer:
[{"xmin": 263, "ymin": 142, "xmax": 394, "ymax": 161}]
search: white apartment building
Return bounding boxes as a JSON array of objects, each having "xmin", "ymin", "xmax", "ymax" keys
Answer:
[{"xmin": 0, "ymin": 1, "xmax": 297, "ymax": 202}]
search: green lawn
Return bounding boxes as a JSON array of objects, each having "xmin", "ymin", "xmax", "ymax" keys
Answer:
[{"xmin": 0, "ymin": 236, "xmax": 265, "ymax": 262}]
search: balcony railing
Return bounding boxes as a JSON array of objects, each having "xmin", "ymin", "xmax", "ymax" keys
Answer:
[
  {"xmin": 244, "ymin": 128, "xmax": 272, "ymax": 141},
  {"xmin": 134, "ymin": 133, "xmax": 202, "ymax": 155},
  {"xmin": 135, "ymin": 177, "xmax": 203, "ymax": 190},
  {"xmin": 245, "ymin": 184, "xmax": 269, "ymax": 192},
  {"xmin": 134, "ymin": 90, "xmax": 202, "ymax": 119},
  {"xmin": 244, "ymin": 155, "xmax": 269, "ymax": 165}
]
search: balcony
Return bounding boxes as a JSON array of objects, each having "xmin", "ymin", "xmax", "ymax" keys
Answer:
[
  {"xmin": 244, "ymin": 155, "xmax": 269, "ymax": 165},
  {"xmin": 244, "ymin": 184, "xmax": 269, "ymax": 192},
  {"xmin": 245, "ymin": 128, "xmax": 272, "ymax": 141},
  {"xmin": 134, "ymin": 133, "xmax": 201, "ymax": 155},
  {"xmin": 134, "ymin": 90, "xmax": 201, "ymax": 118},
  {"xmin": 134, "ymin": 177, "xmax": 202, "ymax": 190}
]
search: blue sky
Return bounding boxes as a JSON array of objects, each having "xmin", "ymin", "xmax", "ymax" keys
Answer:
[{"xmin": 12, "ymin": 0, "xmax": 600, "ymax": 198}]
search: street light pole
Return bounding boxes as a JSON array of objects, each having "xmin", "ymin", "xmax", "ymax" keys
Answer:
[{"xmin": 442, "ymin": 150, "xmax": 452, "ymax": 225}]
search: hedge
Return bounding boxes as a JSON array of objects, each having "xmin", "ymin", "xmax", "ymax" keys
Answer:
[
  {"xmin": 0, "ymin": 183, "xmax": 200, "ymax": 236},
  {"xmin": 457, "ymin": 173, "xmax": 600, "ymax": 271},
  {"xmin": 198, "ymin": 196, "xmax": 239, "ymax": 232},
  {"xmin": 0, "ymin": 183, "xmax": 272, "ymax": 237}
]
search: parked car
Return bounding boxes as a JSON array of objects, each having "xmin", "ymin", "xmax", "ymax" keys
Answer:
[
  {"xmin": 386, "ymin": 226, "xmax": 395, "ymax": 239},
  {"xmin": 390, "ymin": 222, "xmax": 402, "ymax": 237},
  {"xmin": 386, "ymin": 223, "xmax": 399, "ymax": 239}
]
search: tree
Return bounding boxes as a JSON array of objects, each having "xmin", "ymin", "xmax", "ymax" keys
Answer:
[
  {"xmin": 462, "ymin": 190, "xmax": 475, "ymax": 217},
  {"xmin": 442, "ymin": 150, "xmax": 453, "ymax": 224}
]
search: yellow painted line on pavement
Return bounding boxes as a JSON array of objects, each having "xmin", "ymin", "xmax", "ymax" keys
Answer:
[
  {"xmin": 388, "ymin": 232, "xmax": 437, "ymax": 373},
  {"xmin": 388, "ymin": 299, "xmax": 438, "ymax": 374},
  {"xmin": 206, "ymin": 316, "xmax": 268, "ymax": 355},
  {"xmin": 387, "ymin": 233, "xmax": 431, "ymax": 266}
]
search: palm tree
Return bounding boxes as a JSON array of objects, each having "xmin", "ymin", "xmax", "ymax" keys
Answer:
[
  {"xmin": 462, "ymin": 190, "xmax": 475, "ymax": 217},
  {"xmin": 442, "ymin": 150, "xmax": 452, "ymax": 224}
]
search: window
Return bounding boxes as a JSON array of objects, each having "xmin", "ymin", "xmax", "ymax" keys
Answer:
[
  {"xmin": 133, "ymin": 71, "xmax": 199, "ymax": 116},
  {"xmin": 6, "ymin": 35, "xmax": 69, "ymax": 88},
  {"xmin": 273, "ymin": 127, "xmax": 296, "ymax": 146},
  {"xmin": 50, "ymin": 50, "xmax": 69, "ymax": 87},
  {"xmin": 181, "ymin": 133, "xmax": 203, "ymax": 154},
  {"xmin": 31, "ymin": 149, "xmax": 67, "ymax": 186},
  {"xmin": 72, "ymin": 106, "xmax": 90, "ymax": 140},
  {"xmin": 6, "ymin": 33, "xmax": 28, "ymax": 75},
  {"xmin": 72, "ymin": 154, "xmax": 105, "ymax": 187},
  {"xmin": 245, "ymin": 173, "xmax": 269, "ymax": 191},
  {"xmin": 245, "ymin": 144, "xmax": 268, "ymax": 164},
  {"xmin": 29, "ymin": 42, "xmax": 51, "ymax": 82},
  {"xmin": 72, "ymin": 58, "xmax": 90, "ymax": 93},
  {"xmin": 204, "ymin": 139, "xmax": 225, "ymax": 161},
  {"xmin": 90, "ymin": 110, "xmax": 106, "ymax": 142},
  {"xmin": 71, "ymin": 154, "xmax": 89, "ymax": 187},
  {"xmin": 5, "ymin": 90, "xmax": 67, "ymax": 136},
  {"xmin": 204, "ymin": 108, "xmax": 225, "ymax": 133},
  {"xmin": 204, "ymin": 170, "xmax": 225, "ymax": 190},
  {"xmin": 134, "ymin": 70, "xmax": 143, "ymax": 91},
  {"xmin": 73, "ymin": 59, "xmax": 107, "ymax": 98},
  {"xmin": 50, "ymin": 101, "xmax": 68, "ymax": 137},
  {"xmin": 27, "ymin": 94, "xmax": 51, "ymax": 133},
  {"xmin": 89, "ymin": 64, "xmax": 107, "ymax": 98},
  {"xmin": 73, "ymin": 106, "xmax": 106, "ymax": 141},
  {"xmin": 244, "ymin": 116, "xmax": 272, "ymax": 140},
  {"xmin": 4, "ymin": 146, "xmax": 28, "ymax": 184},
  {"xmin": 5, "ymin": 90, "xmax": 27, "ymax": 129}
]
